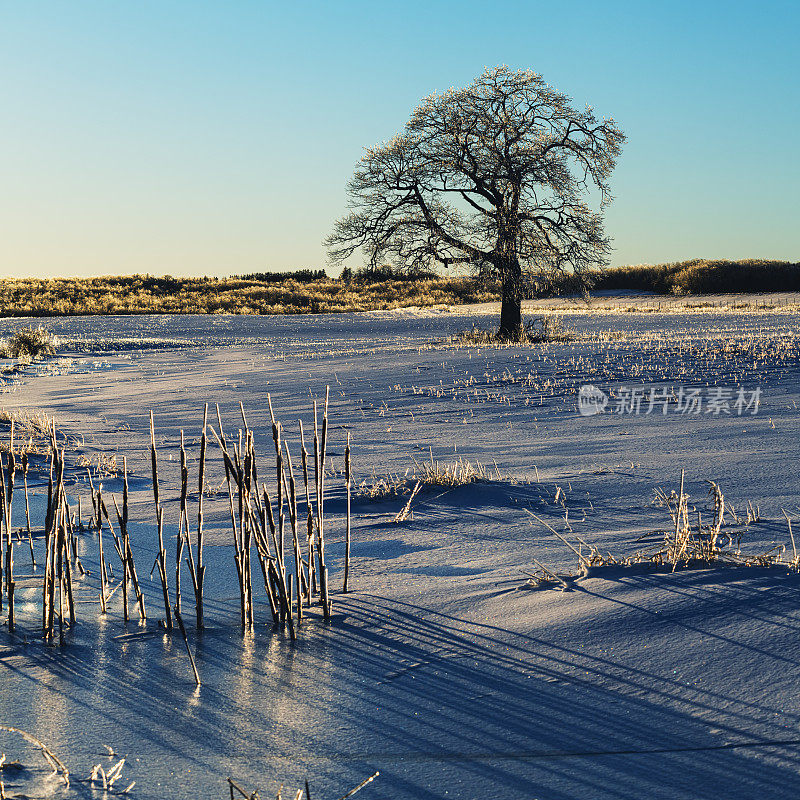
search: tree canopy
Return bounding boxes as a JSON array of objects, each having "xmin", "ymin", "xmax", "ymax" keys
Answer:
[{"xmin": 327, "ymin": 66, "xmax": 625, "ymax": 339}]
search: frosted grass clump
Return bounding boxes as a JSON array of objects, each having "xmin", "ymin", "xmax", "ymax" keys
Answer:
[
  {"xmin": 450, "ymin": 316, "xmax": 576, "ymax": 346},
  {"xmin": 0, "ymin": 326, "xmax": 57, "ymax": 362}
]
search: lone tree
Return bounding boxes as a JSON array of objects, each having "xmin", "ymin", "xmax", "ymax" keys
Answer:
[{"xmin": 326, "ymin": 66, "xmax": 625, "ymax": 340}]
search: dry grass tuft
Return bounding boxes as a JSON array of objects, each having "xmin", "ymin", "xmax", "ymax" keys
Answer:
[
  {"xmin": 0, "ymin": 408, "xmax": 53, "ymax": 436},
  {"xmin": 450, "ymin": 316, "xmax": 576, "ymax": 346},
  {"xmin": 415, "ymin": 455, "xmax": 497, "ymax": 486},
  {"xmin": 77, "ymin": 451, "xmax": 123, "ymax": 479},
  {"xmin": 357, "ymin": 454, "xmax": 502, "ymax": 500},
  {"xmin": 356, "ymin": 470, "xmax": 413, "ymax": 499},
  {"xmin": 0, "ymin": 325, "xmax": 56, "ymax": 361},
  {"xmin": 526, "ymin": 474, "xmax": 799, "ymax": 590}
]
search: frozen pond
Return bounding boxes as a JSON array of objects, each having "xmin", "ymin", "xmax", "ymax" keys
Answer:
[{"xmin": 2, "ymin": 306, "xmax": 800, "ymax": 799}]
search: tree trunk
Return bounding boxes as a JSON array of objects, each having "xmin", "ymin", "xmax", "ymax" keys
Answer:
[{"xmin": 497, "ymin": 258, "xmax": 523, "ymax": 341}]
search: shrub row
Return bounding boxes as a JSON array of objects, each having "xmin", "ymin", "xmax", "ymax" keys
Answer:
[
  {"xmin": 1, "ymin": 260, "xmax": 795, "ymax": 317},
  {"xmin": 584, "ymin": 259, "xmax": 800, "ymax": 295}
]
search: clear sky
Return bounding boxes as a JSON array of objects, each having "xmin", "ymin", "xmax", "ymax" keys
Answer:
[{"xmin": 1, "ymin": 1, "xmax": 797, "ymax": 278}]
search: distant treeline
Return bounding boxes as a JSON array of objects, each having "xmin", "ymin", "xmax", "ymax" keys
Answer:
[
  {"xmin": 231, "ymin": 268, "xmax": 328, "ymax": 283},
  {"xmin": 0, "ymin": 272, "xmax": 494, "ymax": 316},
  {"xmin": 584, "ymin": 259, "xmax": 800, "ymax": 295},
  {"xmin": 0, "ymin": 260, "xmax": 796, "ymax": 317}
]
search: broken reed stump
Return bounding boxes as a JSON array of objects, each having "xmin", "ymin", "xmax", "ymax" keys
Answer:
[{"xmin": 5, "ymin": 391, "xmax": 346, "ymax": 649}]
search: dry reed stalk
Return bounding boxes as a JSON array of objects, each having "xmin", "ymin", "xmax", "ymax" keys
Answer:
[
  {"xmin": 21, "ymin": 452, "xmax": 34, "ymax": 567},
  {"xmin": 242, "ymin": 433, "xmax": 254, "ymax": 628},
  {"xmin": 195, "ymin": 404, "xmax": 207, "ymax": 629},
  {"xmin": 99, "ymin": 495, "xmax": 124, "ymax": 563},
  {"xmin": 114, "ymin": 495, "xmax": 127, "ymax": 621},
  {"xmin": 59, "ymin": 488, "xmax": 76, "ymax": 626},
  {"xmin": 216, "ymin": 406, "xmax": 241, "ymax": 548},
  {"xmin": 55, "ymin": 499, "xmax": 65, "ymax": 643},
  {"xmin": 174, "ymin": 515, "xmax": 184, "ymax": 618},
  {"xmin": 288, "ymin": 573, "xmax": 294, "ymax": 624},
  {"xmin": 211, "ymin": 425, "xmax": 247, "ymax": 628},
  {"xmin": 0, "ymin": 725, "xmax": 70, "ymax": 785},
  {"xmin": 42, "ymin": 439, "xmax": 64, "ymax": 639},
  {"xmin": 671, "ymin": 469, "xmax": 688, "ymax": 570},
  {"xmin": 267, "ymin": 496, "xmax": 292, "ymax": 632},
  {"xmin": 236, "ymin": 431, "xmax": 249, "ymax": 628},
  {"xmin": 42, "ymin": 483, "xmax": 52, "ymax": 636},
  {"xmin": 282, "ymin": 442, "xmax": 304, "ymax": 624},
  {"xmin": 216, "ymin": 407, "xmax": 251, "ymax": 625},
  {"xmin": 179, "ymin": 430, "xmax": 191, "ymax": 616},
  {"xmin": 156, "ymin": 507, "xmax": 172, "ymax": 629},
  {"xmin": 305, "ymin": 512, "xmax": 315, "ymax": 605},
  {"xmin": 526, "ymin": 511, "xmax": 589, "ymax": 569},
  {"xmin": 263, "ymin": 403, "xmax": 297, "ymax": 631},
  {"xmin": 259, "ymin": 487, "xmax": 284, "ymax": 623},
  {"xmin": 336, "ymin": 771, "xmax": 380, "ymax": 800},
  {"xmin": 5, "ymin": 425, "xmax": 16, "ymax": 621},
  {"xmin": 313, "ymin": 393, "xmax": 331, "ymax": 618},
  {"xmin": 1, "ymin": 452, "xmax": 13, "ymax": 630},
  {"xmin": 112, "ymin": 460, "xmax": 145, "ymax": 621},
  {"xmin": 149, "ymin": 411, "xmax": 160, "ymax": 510},
  {"xmin": 216, "ymin": 423, "xmax": 261, "ymax": 629},
  {"xmin": 217, "ymin": 418, "xmax": 272, "ymax": 629},
  {"xmin": 267, "ymin": 556, "xmax": 295, "ymax": 638},
  {"xmin": 251, "ymin": 480, "xmax": 292, "ymax": 634},
  {"xmin": 180, "ymin": 431, "xmax": 203, "ymax": 629},
  {"xmin": 62, "ymin": 491, "xmax": 83, "ymax": 575},
  {"xmin": 44, "ymin": 443, "xmax": 54, "ymax": 541},
  {"xmin": 45, "ymin": 518, "xmax": 56, "ymax": 639},
  {"xmin": 267, "ymin": 558, "xmax": 284, "ymax": 624},
  {"xmin": 392, "ymin": 480, "xmax": 420, "ymax": 524},
  {"xmin": 173, "ymin": 606, "xmax": 201, "ymax": 687},
  {"xmin": 86, "ymin": 469, "xmax": 99, "ymax": 531},
  {"xmin": 299, "ymin": 421, "xmax": 316, "ymax": 601},
  {"xmin": 227, "ymin": 777, "xmax": 255, "ymax": 800},
  {"xmin": 343, "ymin": 432, "xmax": 351, "ymax": 592},
  {"xmin": 249, "ymin": 501, "xmax": 279, "ymax": 625},
  {"xmin": 276, "ymin": 430, "xmax": 285, "ymax": 566},
  {"xmin": 782, "ymin": 509, "xmax": 797, "ymax": 564},
  {"xmin": 97, "ymin": 488, "xmax": 107, "ymax": 614},
  {"xmin": 151, "ymin": 410, "xmax": 184, "ymax": 621}
]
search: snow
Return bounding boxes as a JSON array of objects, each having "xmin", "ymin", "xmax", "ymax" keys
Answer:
[{"xmin": 2, "ymin": 304, "xmax": 800, "ymax": 799}]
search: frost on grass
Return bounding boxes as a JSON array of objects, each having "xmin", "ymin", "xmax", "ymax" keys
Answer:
[
  {"xmin": 0, "ymin": 725, "xmax": 136, "ymax": 796},
  {"xmin": 524, "ymin": 476, "xmax": 799, "ymax": 591},
  {"xmin": 448, "ymin": 315, "xmax": 577, "ymax": 346},
  {"xmin": 0, "ymin": 325, "xmax": 56, "ymax": 362},
  {"xmin": 0, "ymin": 408, "xmax": 53, "ymax": 436},
  {"xmin": 357, "ymin": 455, "xmax": 504, "ymax": 500}
]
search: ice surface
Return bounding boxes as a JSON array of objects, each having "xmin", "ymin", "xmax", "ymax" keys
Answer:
[{"xmin": 2, "ymin": 305, "xmax": 800, "ymax": 799}]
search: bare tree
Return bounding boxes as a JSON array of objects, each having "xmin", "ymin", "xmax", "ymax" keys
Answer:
[{"xmin": 326, "ymin": 66, "xmax": 625, "ymax": 340}]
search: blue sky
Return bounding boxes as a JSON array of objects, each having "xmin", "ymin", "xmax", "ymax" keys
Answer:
[{"xmin": 1, "ymin": 1, "xmax": 797, "ymax": 278}]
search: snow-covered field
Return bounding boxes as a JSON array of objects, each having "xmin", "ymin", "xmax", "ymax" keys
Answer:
[{"xmin": 2, "ymin": 303, "xmax": 800, "ymax": 799}]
